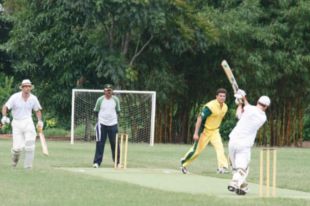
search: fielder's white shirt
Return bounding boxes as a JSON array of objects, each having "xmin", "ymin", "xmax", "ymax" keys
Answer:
[
  {"xmin": 229, "ymin": 104, "xmax": 267, "ymax": 147},
  {"xmin": 5, "ymin": 92, "xmax": 42, "ymax": 120}
]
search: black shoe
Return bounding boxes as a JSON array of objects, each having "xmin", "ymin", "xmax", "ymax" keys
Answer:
[{"xmin": 12, "ymin": 156, "xmax": 19, "ymax": 167}]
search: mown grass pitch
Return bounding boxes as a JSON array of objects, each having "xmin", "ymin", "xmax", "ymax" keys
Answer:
[{"xmin": 0, "ymin": 139, "xmax": 310, "ymax": 206}]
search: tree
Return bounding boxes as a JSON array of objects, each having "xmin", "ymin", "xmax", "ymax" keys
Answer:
[
  {"xmin": 1, "ymin": 0, "xmax": 97, "ymax": 127},
  {"xmin": 0, "ymin": 0, "xmax": 13, "ymax": 76},
  {"xmin": 2, "ymin": 0, "xmax": 221, "ymax": 139},
  {"xmin": 202, "ymin": 0, "xmax": 310, "ymax": 146}
]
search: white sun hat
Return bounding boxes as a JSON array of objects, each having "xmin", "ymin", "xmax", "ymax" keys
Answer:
[{"xmin": 19, "ymin": 79, "xmax": 34, "ymax": 90}]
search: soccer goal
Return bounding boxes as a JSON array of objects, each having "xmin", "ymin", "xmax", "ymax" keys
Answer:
[{"xmin": 71, "ymin": 89, "xmax": 156, "ymax": 146}]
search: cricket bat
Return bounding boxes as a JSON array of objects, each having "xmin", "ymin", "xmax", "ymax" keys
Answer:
[
  {"xmin": 38, "ymin": 126, "xmax": 49, "ymax": 156},
  {"xmin": 221, "ymin": 60, "xmax": 239, "ymax": 93}
]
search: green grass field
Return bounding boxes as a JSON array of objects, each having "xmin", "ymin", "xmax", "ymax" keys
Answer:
[{"xmin": 0, "ymin": 138, "xmax": 310, "ymax": 206}]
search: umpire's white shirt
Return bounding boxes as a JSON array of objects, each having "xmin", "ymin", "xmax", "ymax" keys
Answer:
[
  {"xmin": 5, "ymin": 92, "xmax": 42, "ymax": 120},
  {"xmin": 229, "ymin": 105, "xmax": 266, "ymax": 147}
]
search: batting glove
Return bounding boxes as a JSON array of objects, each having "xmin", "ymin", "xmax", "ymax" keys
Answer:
[
  {"xmin": 37, "ymin": 120, "xmax": 44, "ymax": 130},
  {"xmin": 237, "ymin": 89, "xmax": 246, "ymax": 97},
  {"xmin": 235, "ymin": 98, "xmax": 243, "ymax": 105},
  {"xmin": 1, "ymin": 116, "xmax": 10, "ymax": 125},
  {"xmin": 234, "ymin": 93, "xmax": 242, "ymax": 99}
]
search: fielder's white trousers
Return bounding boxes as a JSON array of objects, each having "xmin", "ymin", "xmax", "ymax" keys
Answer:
[{"xmin": 12, "ymin": 117, "xmax": 36, "ymax": 151}]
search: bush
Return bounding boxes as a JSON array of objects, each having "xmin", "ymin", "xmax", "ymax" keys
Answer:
[{"xmin": 43, "ymin": 128, "xmax": 69, "ymax": 137}]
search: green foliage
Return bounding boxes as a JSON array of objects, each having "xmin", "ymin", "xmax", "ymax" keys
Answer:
[
  {"xmin": 0, "ymin": 74, "xmax": 13, "ymax": 106},
  {"xmin": 74, "ymin": 124, "xmax": 87, "ymax": 137},
  {"xmin": 1, "ymin": 0, "xmax": 309, "ymax": 143},
  {"xmin": 0, "ymin": 75, "xmax": 14, "ymax": 134},
  {"xmin": 125, "ymin": 66, "xmax": 138, "ymax": 82},
  {"xmin": 0, "ymin": 1, "xmax": 13, "ymax": 76},
  {"xmin": 45, "ymin": 118, "xmax": 57, "ymax": 129},
  {"xmin": 43, "ymin": 128, "xmax": 69, "ymax": 137},
  {"xmin": 220, "ymin": 104, "xmax": 239, "ymax": 141},
  {"xmin": 1, "ymin": 0, "xmax": 95, "ymax": 126},
  {"xmin": 303, "ymin": 107, "xmax": 310, "ymax": 141}
]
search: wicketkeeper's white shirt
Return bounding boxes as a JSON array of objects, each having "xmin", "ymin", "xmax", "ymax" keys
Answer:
[
  {"xmin": 5, "ymin": 92, "xmax": 42, "ymax": 120},
  {"xmin": 229, "ymin": 105, "xmax": 266, "ymax": 147}
]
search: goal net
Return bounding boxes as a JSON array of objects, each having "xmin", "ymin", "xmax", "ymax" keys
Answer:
[{"xmin": 71, "ymin": 89, "xmax": 156, "ymax": 146}]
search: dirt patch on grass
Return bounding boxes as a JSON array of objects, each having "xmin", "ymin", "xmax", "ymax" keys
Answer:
[
  {"xmin": 0, "ymin": 134, "xmax": 71, "ymax": 141},
  {"xmin": 302, "ymin": 141, "xmax": 310, "ymax": 148}
]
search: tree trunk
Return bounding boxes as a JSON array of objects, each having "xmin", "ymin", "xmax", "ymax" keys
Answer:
[
  {"xmin": 268, "ymin": 109, "xmax": 274, "ymax": 147},
  {"xmin": 183, "ymin": 108, "xmax": 189, "ymax": 143},
  {"xmin": 256, "ymin": 127, "xmax": 262, "ymax": 146},
  {"xmin": 155, "ymin": 107, "xmax": 161, "ymax": 143},
  {"xmin": 263, "ymin": 123, "xmax": 267, "ymax": 146},
  {"xmin": 298, "ymin": 107, "xmax": 304, "ymax": 147},
  {"xmin": 281, "ymin": 100, "xmax": 286, "ymax": 147},
  {"xmin": 164, "ymin": 105, "xmax": 168, "ymax": 143},
  {"xmin": 169, "ymin": 93, "xmax": 174, "ymax": 143},
  {"xmin": 286, "ymin": 101, "xmax": 292, "ymax": 146},
  {"xmin": 158, "ymin": 108, "xmax": 162, "ymax": 143},
  {"xmin": 292, "ymin": 99, "xmax": 298, "ymax": 147},
  {"xmin": 187, "ymin": 109, "xmax": 191, "ymax": 144}
]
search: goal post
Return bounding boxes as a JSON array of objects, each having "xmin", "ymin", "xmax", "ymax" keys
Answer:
[{"xmin": 71, "ymin": 89, "xmax": 156, "ymax": 146}]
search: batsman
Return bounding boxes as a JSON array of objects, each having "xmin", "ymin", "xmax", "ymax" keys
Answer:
[
  {"xmin": 1, "ymin": 79, "xmax": 43, "ymax": 169},
  {"xmin": 227, "ymin": 89, "xmax": 270, "ymax": 195}
]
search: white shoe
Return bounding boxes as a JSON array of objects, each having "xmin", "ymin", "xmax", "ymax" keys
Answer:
[
  {"xmin": 117, "ymin": 164, "xmax": 123, "ymax": 169},
  {"xmin": 217, "ymin": 167, "xmax": 229, "ymax": 174},
  {"xmin": 93, "ymin": 163, "xmax": 99, "ymax": 168},
  {"xmin": 227, "ymin": 180, "xmax": 238, "ymax": 192},
  {"xmin": 181, "ymin": 166, "xmax": 188, "ymax": 174}
]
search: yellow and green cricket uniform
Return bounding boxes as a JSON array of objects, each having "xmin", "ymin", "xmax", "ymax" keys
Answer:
[{"xmin": 181, "ymin": 99, "xmax": 228, "ymax": 168}]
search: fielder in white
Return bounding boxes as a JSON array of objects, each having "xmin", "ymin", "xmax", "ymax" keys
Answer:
[
  {"xmin": 227, "ymin": 89, "xmax": 270, "ymax": 195},
  {"xmin": 1, "ymin": 79, "xmax": 43, "ymax": 169}
]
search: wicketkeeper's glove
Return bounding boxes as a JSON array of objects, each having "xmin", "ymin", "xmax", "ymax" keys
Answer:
[{"xmin": 1, "ymin": 116, "xmax": 10, "ymax": 125}]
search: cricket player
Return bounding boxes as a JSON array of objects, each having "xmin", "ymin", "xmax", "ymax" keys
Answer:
[
  {"xmin": 1, "ymin": 79, "xmax": 43, "ymax": 169},
  {"xmin": 227, "ymin": 90, "xmax": 270, "ymax": 195},
  {"xmin": 181, "ymin": 88, "xmax": 229, "ymax": 174},
  {"xmin": 92, "ymin": 84, "xmax": 121, "ymax": 168}
]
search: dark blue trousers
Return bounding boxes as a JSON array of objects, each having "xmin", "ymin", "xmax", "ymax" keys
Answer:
[{"xmin": 93, "ymin": 124, "xmax": 120, "ymax": 165}]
